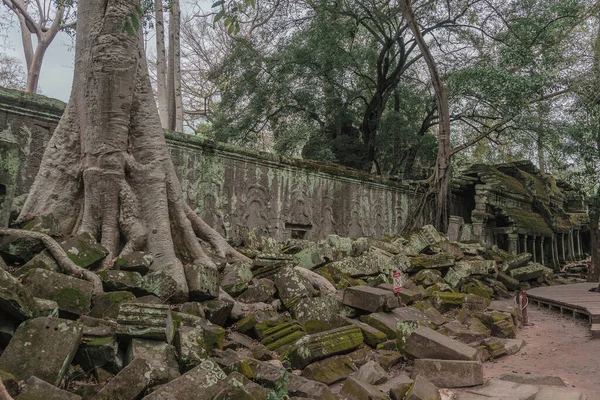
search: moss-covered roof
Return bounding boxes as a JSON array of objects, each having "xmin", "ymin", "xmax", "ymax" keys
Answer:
[{"xmin": 503, "ymin": 207, "xmax": 553, "ymax": 236}]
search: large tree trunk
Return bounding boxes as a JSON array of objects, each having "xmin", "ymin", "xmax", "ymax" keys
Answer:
[
  {"xmin": 17, "ymin": 0, "xmax": 247, "ymax": 303},
  {"xmin": 402, "ymin": 0, "xmax": 451, "ymax": 231},
  {"xmin": 154, "ymin": 0, "xmax": 169, "ymax": 128}
]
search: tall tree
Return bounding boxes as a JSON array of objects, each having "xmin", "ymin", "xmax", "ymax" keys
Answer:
[
  {"xmin": 1, "ymin": 0, "xmax": 75, "ymax": 93},
  {"xmin": 154, "ymin": 0, "xmax": 168, "ymax": 127},
  {"xmin": 167, "ymin": 0, "xmax": 183, "ymax": 131},
  {"xmin": 15, "ymin": 0, "xmax": 248, "ymax": 302}
]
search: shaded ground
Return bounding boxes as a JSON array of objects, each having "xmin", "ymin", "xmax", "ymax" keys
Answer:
[{"xmin": 481, "ymin": 302, "xmax": 600, "ymax": 398}]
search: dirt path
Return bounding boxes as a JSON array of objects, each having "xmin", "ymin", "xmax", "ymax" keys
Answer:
[{"xmin": 483, "ymin": 303, "xmax": 600, "ymax": 398}]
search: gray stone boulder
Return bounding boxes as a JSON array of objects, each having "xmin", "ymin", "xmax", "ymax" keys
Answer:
[
  {"xmin": 13, "ymin": 249, "xmax": 59, "ymax": 276},
  {"xmin": 466, "ymin": 378, "xmax": 540, "ymax": 399},
  {"xmin": 326, "ymin": 249, "xmax": 396, "ymax": 277},
  {"xmin": 0, "ymin": 267, "xmax": 38, "ymax": 320},
  {"xmin": 352, "ymin": 360, "xmax": 389, "ymax": 385},
  {"xmin": 412, "ymin": 359, "xmax": 483, "ymax": 388},
  {"xmin": 93, "ymin": 358, "xmax": 153, "ymax": 400},
  {"xmin": 301, "ymin": 355, "xmax": 357, "ymax": 384},
  {"xmin": 220, "ymin": 261, "xmax": 253, "ymax": 296},
  {"xmin": 116, "ymin": 303, "xmax": 175, "ymax": 342},
  {"xmin": 22, "ymin": 268, "xmax": 93, "ymax": 315},
  {"xmin": 273, "ymin": 266, "xmax": 314, "ymax": 309},
  {"xmin": 405, "ymin": 327, "xmax": 478, "ymax": 361},
  {"xmin": 114, "ymin": 251, "xmax": 153, "ymax": 274},
  {"xmin": 237, "ymin": 279, "xmax": 276, "ymax": 303},
  {"xmin": 60, "ymin": 232, "xmax": 108, "ymax": 269},
  {"xmin": 175, "ymin": 325, "xmax": 208, "ymax": 371},
  {"xmin": 90, "ymin": 291, "xmax": 137, "ymax": 319},
  {"xmin": 343, "ymin": 285, "xmax": 398, "ymax": 312},
  {"xmin": 340, "ymin": 376, "xmax": 389, "ymax": 400},
  {"xmin": 408, "ymin": 225, "xmax": 446, "ymax": 254},
  {"xmin": 405, "ymin": 375, "xmax": 441, "ymax": 400},
  {"xmin": 16, "ymin": 376, "xmax": 81, "ymax": 400},
  {"xmin": 0, "ymin": 317, "xmax": 83, "ymax": 385},
  {"xmin": 184, "ymin": 263, "xmax": 220, "ymax": 301},
  {"xmin": 125, "ymin": 339, "xmax": 181, "ymax": 384},
  {"xmin": 141, "ymin": 359, "xmax": 227, "ymax": 400},
  {"xmin": 99, "ymin": 270, "xmax": 145, "ymax": 294},
  {"xmin": 509, "ymin": 263, "xmax": 553, "ymax": 281},
  {"xmin": 283, "ymin": 326, "xmax": 364, "ymax": 369},
  {"xmin": 291, "ymin": 294, "xmax": 349, "ymax": 328}
]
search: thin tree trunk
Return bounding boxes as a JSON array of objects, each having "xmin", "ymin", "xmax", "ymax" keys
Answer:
[
  {"xmin": 167, "ymin": 0, "xmax": 183, "ymax": 131},
  {"xmin": 25, "ymin": 41, "xmax": 49, "ymax": 93},
  {"xmin": 18, "ymin": 0, "xmax": 248, "ymax": 303},
  {"xmin": 155, "ymin": 0, "xmax": 168, "ymax": 128},
  {"xmin": 402, "ymin": 0, "xmax": 451, "ymax": 231},
  {"xmin": 173, "ymin": 0, "xmax": 183, "ymax": 132},
  {"xmin": 537, "ymin": 106, "xmax": 546, "ymax": 173}
]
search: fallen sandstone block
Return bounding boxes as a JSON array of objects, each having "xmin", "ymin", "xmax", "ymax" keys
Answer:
[
  {"xmin": 343, "ymin": 285, "xmax": 399, "ymax": 312},
  {"xmin": 22, "ymin": 268, "xmax": 93, "ymax": 315},
  {"xmin": 301, "ymin": 355, "xmax": 357, "ymax": 384},
  {"xmin": 405, "ymin": 327, "xmax": 478, "ymax": 361},
  {"xmin": 282, "ymin": 326, "xmax": 363, "ymax": 369},
  {"xmin": 0, "ymin": 267, "xmax": 38, "ymax": 320},
  {"xmin": 0, "ymin": 317, "xmax": 83, "ymax": 386},
  {"xmin": 16, "ymin": 376, "xmax": 81, "ymax": 400},
  {"xmin": 116, "ymin": 303, "xmax": 175, "ymax": 342},
  {"xmin": 405, "ymin": 375, "xmax": 441, "ymax": 400},
  {"xmin": 340, "ymin": 376, "xmax": 389, "ymax": 400},
  {"xmin": 411, "ymin": 359, "xmax": 483, "ymax": 388},
  {"xmin": 93, "ymin": 358, "xmax": 153, "ymax": 400}
]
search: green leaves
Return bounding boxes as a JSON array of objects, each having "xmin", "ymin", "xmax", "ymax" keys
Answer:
[{"xmin": 212, "ymin": 0, "xmax": 257, "ymax": 35}]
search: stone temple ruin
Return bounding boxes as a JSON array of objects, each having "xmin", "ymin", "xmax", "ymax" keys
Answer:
[
  {"xmin": 450, "ymin": 161, "xmax": 589, "ymax": 270},
  {"xmin": 0, "ymin": 88, "xmax": 595, "ymax": 399},
  {"xmin": 0, "ymin": 88, "xmax": 592, "ymax": 265}
]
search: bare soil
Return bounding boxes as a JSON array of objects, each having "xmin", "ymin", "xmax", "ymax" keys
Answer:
[{"xmin": 483, "ymin": 303, "xmax": 600, "ymax": 398}]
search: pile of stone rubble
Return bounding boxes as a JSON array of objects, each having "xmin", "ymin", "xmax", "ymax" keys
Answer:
[{"xmin": 0, "ymin": 220, "xmax": 589, "ymax": 400}]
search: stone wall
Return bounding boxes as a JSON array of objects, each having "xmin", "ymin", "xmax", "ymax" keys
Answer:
[{"xmin": 0, "ymin": 87, "xmax": 434, "ymax": 239}]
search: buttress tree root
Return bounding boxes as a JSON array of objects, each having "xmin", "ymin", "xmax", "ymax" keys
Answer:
[
  {"xmin": 0, "ymin": 229, "xmax": 103, "ymax": 294},
  {"xmin": 15, "ymin": 0, "xmax": 249, "ymax": 303}
]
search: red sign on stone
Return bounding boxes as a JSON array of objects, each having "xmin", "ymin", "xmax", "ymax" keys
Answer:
[{"xmin": 393, "ymin": 271, "xmax": 402, "ymax": 293}]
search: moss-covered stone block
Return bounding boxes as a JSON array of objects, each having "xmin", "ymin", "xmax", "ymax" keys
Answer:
[
  {"xmin": 90, "ymin": 291, "xmax": 136, "ymax": 319},
  {"xmin": 60, "ymin": 232, "xmax": 108, "ymax": 269},
  {"xmin": 114, "ymin": 251, "xmax": 153, "ymax": 274},
  {"xmin": 0, "ymin": 317, "xmax": 83, "ymax": 386},
  {"xmin": 22, "ymin": 268, "xmax": 92, "ymax": 315},
  {"xmin": 430, "ymin": 291, "xmax": 467, "ymax": 313},
  {"xmin": 282, "ymin": 326, "xmax": 363, "ymax": 369},
  {"xmin": 0, "ymin": 267, "xmax": 38, "ymax": 320},
  {"xmin": 301, "ymin": 355, "xmax": 357, "ymax": 384},
  {"xmin": 220, "ymin": 261, "xmax": 253, "ymax": 296}
]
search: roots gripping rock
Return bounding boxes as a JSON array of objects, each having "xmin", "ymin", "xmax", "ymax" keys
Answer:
[{"xmin": 15, "ymin": 0, "xmax": 247, "ymax": 303}]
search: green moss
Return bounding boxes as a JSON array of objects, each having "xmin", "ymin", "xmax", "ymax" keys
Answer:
[
  {"xmin": 303, "ymin": 320, "xmax": 330, "ymax": 334},
  {"xmin": 54, "ymin": 287, "xmax": 89, "ymax": 314},
  {"xmin": 503, "ymin": 208, "xmax": 553, "ymax": 235},
  {"xmin": 85, "ymin": 336, "xmax": 114, "ymax": 347}
]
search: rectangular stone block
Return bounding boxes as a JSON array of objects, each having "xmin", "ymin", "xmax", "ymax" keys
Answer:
[
  {"xmin": 116, "ymin": 303, "xmax": 175, "ymax": 342},
  {"xmin": 282, "ymin": 326, "xmax": 363, "ymax": 369},
  {"xmin": 405, "ymin": 327, "xmax": 478, "ymax": 361},
  {"xmin": 412, "ymin": 359, "xmax": 483, "ymax": 388},
  {"xmin": 0, "ymin": 317, "xmax": 83, "ymax": 386},
  {"xmin": 22, "ymin": 268, "xmax": 93, "ymax": 315},
  {"xmin": 93, "ymin": 358, "xmax": 153, "ymax": 400},
  {"xmin": 343, "ymin": 285, "xmax": 398, "ymax": 312},
  {"xmin": 16, "ymin": 376, "xmax": 81, "ymax": 400},
  {"xmin": 0, "ymin": 267, "xmax": 38, "ymax": 320},
  {"xmin": 142, "ymin": 359, "xmax": 227, "ymax": 400}
]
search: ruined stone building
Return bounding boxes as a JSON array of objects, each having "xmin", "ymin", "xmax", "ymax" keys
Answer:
[
  {"xmin": 450, "ymin": 161, "xmax": 589, "ymax": 269},
  {"xmin": 0, "ymin": 88, "xmax": 591, "ymax": 269}
]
